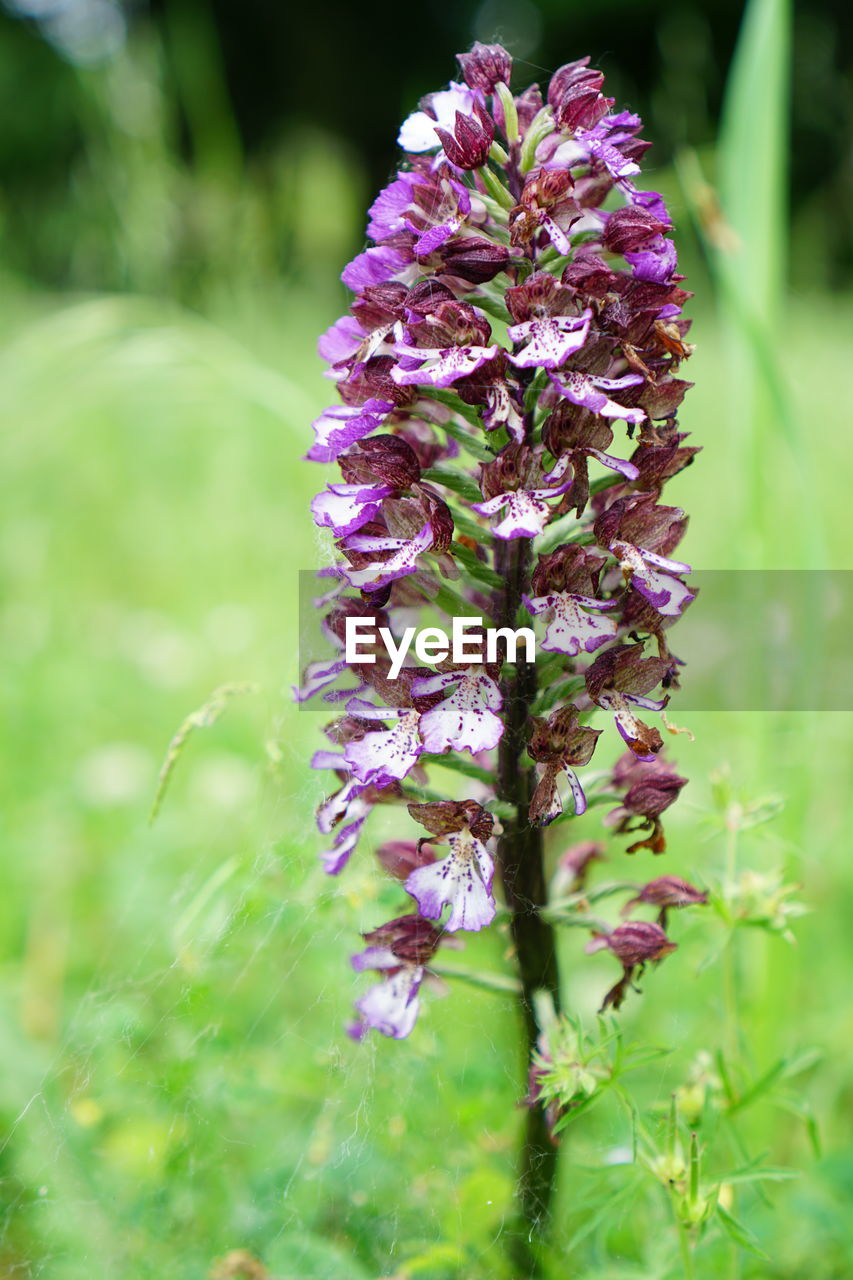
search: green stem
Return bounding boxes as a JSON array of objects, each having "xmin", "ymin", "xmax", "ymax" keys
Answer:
[
  {"xmin": 678, "ymin": 1222, "xmax": 697, "ymax": 1280},
  {"xmin": 495, "ymin": 535, "xmax": 562, "ymax": 1267}
]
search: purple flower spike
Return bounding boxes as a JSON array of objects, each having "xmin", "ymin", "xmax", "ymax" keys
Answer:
[{"xmin": 298, "ymin": 41, "xmax": 699, "ymax": 1049}]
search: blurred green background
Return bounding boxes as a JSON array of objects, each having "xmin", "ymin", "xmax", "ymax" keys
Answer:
[{"xmin": 0, "ymin": 0, "xmax": 851, "ymax": 1276}]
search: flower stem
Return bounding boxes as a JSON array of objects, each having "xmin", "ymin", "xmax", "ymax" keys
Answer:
[{"xmin": 495, "ymin": 535, "xmax": 562, "ymax": 1253}]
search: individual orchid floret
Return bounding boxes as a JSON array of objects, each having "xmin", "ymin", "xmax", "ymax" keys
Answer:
[
  {"xmin": 398, "ymin": 82, "xmax": 481, "ymax": 155},
  {"xmin": 350, "ymin": 913, "xmax": 443, "ymax": 1039},
  {"xmin": 548, "ymin": 369, "xmax": 646, "ymax": 425},
  {"xmin": 306, "ymin": 398, "xmax": 393, "ymax": 464},
  {"xmin": 473, "ymin": 446, "xmax": 573, "ymax": 540},
  {"xmin": 528, "ymin": 708, "xmax": 602, "ymax": 824},
  {"xmin": 585, "ymin": 920, "xmax": 677, "ymax": 1011},
  {"xmin": 434, "ymin": 99, "xmax": 496, "ymax": 170},
  {"xmin": 405, "ymin": 801, "xmax": 497, "ymax": 932},
  {"xmin": 412, "ymin": 663, "xmax": 504, "ymax": 755},
  {"xmin": 606, "ymin": 753, "xmax": 688, "ymax": 853},
  {"xmin": 311, "ymin": 717, "xmax": 402, "ymax": 874},
  {"xmin": 343, "ymin": 696, "xmax": 425, "ymax": 787},
  {"xmin": 392, "ymin": 297, "xmax": 500, "ymax": 390},
  {"xmin": 456, "ymin": 41, "xmax": 512, "ymax": 93},
  {"xmin": 622, "ymin": 875, "xmax": 708, "ymax": 929},
  {"xmin": 509, "ymin": 169, "xmax": 581, "ymax": 256},
  {"xmin": 585, "ymin": 644, "xmax": 674, "ymax": 760},
  {"xmin": 551, "ymin": 841, "xmax": 607, "ymax": 897},
  {"xmin": 542, "ymin": 401, "xmax": 640, "ymax": 515}
]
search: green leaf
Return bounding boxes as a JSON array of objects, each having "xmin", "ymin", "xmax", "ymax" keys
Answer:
[
  {"xmin": 430, "ymin": 961, "xmax": 521, "ymax": 996},
  {"xmin": 421, "ymin": 753, "xmax": 496, "ymax": 787},
  {"xmin": 449, "ymin": 541, "xmax": 503, "ymax": 589},
  {"xmin": 728, "ymin": 1056, "xmax": 788, "ymax": 1114},
  {"xmin": 422, "ymin": 466, "xmax": 484, "ymax": 504},
  {"xmin": 716, "ymin": 1204, "xmax": 769, "ymax": 1260},
  {"xmin": 149, "ymin": 682, "xmax": 258, "ymax": 822}
]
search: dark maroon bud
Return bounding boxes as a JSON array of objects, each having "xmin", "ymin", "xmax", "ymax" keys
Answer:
[
  {"xmin": 547, "ymin": 58, "xmax": 594, "ymax": 107},
  {"xmin": 376, "ymin": 840, "xmax": 436, "ymax": 880},
  {"xmin": 531, "ymin": 543, "xmax": 606, "ymax": 597},
  {"xmin": 552, "ymin": 65, "xmax": 613, "ymax": 132},
  {"xmin": 351, "ymin": 282, "xmax": 408, "ymax": 330},
  {"xmin": 528, "ymin": 707, "xmax": 601, "ymax": 766},
  {"xmin": 515, "ymin": 83, "xmax": 544, "ymax": 131},
  {"xmin": 405, "ymin": 279, "xmax": 458, "ymax": 313},
  {"xmin": 362, "ymin": 914, "xmax": 443, "ymax": 966},
  {"xmin": 456, "ymin": 41, "xmax": 512, "ymax": 93},
  {"xmin": 435, "ymin": 102, "xmax": 495, "ymax": 170},
  {"xmin": 415, "ymin": 484, "xmax": 455, "ymax": 553},
  {"xmin": 604, "ymin": 206, "xmax": 667, "ymax": 255},
  {"xmin": 587, "ymin": 921, "xmax": 677, "ymax": 966},
  {"xmin": 623, "ymin": 770, "xmax": 687, "ymax": 819},
  {"xmin": 435, "ymin": 235, "xmax": 510, "ymax": 284},
  {"xmin": 623, "ymin": 875, "xmax": 708, "ymax": 916},
  {"xmin": 638, "ymin": 377, "xmax": 694, "ymax": 422},
  {"xmin": 406, "ymin": 298, "xmax": 492, "ymax": 350},
  {"xmin": 561, "ymin": 250, "xmax": 618, "ymax": 297},
  {"xmin": 479, "ymin": 442, "xmax": 541, "ymax": 498},
  {"xmin": 408, "ymin": 799, "xmax": 494, "ymax": 842},
  {"xmin": 340, "ymin": 356, "xmax": 415, "ymax": 409},
  {"xmin": 586, "ymin": 644, "xmax": 673, "ymax": 702},
  {"xmin": 338, "ymin": 434, "xmax": 421, "ymax": 489}
]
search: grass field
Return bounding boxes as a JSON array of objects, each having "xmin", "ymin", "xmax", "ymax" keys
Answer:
[{"xmin": 0, "ymin": 253, "xmax": 850, "ymax": 1278}]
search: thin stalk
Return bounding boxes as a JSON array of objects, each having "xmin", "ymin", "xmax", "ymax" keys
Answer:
[
  {"xmin": 678, "ymin": 1222, "xmax": 697, "ymax": 1280},
  {"xmin": 494, "ymin": 534, "xmax": 562, "ymax": 1255},
  {"xmin": 722, "ymin": 819, "xmax": 740, "ymax": 1066}
]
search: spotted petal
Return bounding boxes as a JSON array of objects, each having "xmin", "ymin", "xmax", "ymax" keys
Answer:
[{"xmin": 406, "ymin": 828, "xmax": 496, "ymax": 932}]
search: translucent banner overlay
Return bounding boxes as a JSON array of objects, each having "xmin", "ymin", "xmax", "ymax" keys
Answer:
[{"xmin": 297, "ymin": 570, "xmax": 853, "ymax": 712}]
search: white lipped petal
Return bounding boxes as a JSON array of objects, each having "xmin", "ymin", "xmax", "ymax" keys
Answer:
[
  {"xmin": 524, "ymin": 592, "xmax": 618, "ymax": 656},
  {"xmin": 406, "ymin": 828, "xmax": 496, "ymax": 932},
  {"xmin": 344, "ymin": 709, "xmax": 423, "ymax": 786},
  {"xmin": 472, "ymin": 490, "xmax": 550, "ymax": 540},
  {"xmin": 391, "ymin": 342, "xmax": 501, "ymax": 389},
  {"xmin": 355, "ymin": 965, "xmax": 424, "ymax": 1039},
  {"xmin": 507, "ymin": 311, "xmax": 592, "ymax": 369},
  {"xmin": 549, "ymin": 370, "xmax": 646, "ymax": 425},
  {"xmin": 416, "ymin": 670, "xmax": 503, "ymax": 754},
  {"xmin": 341, "ymin": 524, "xmax": 434, "ymax": 590},
  {"xmin": 398, "ymin": 83, "xmax": 477, "ymax": 152}
]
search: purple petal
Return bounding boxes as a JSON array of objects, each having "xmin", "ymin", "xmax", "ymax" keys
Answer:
[
  {"xmin": 293, "ymin": 658, "xmax": 347, "ymax": 703},
  {"xmin": 311, "ymin": 483, "xmax": 393, "ymax": 537},
  {"xmin": 367, "ymin": 172, "xmax": 419, "ymax": 241},
  {"xmin": 355, "ymin": 966, "xmax": 424, "ymax": 1039},
  {"xmin": 305, "ymin": 399, "xmax": 392, "ymax": 464},
  {"xmin": 318, "ymin": 315, "xmax": 364, "ymax": 366},
  {"xmin": 342, "ymin": 245, "xmax": 410, "ymax": 291}
]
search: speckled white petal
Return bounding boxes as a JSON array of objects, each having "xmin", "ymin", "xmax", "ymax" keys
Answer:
[{"xmin": 406, "ymin": 828, "xmax": 496, "ymax": 932}]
